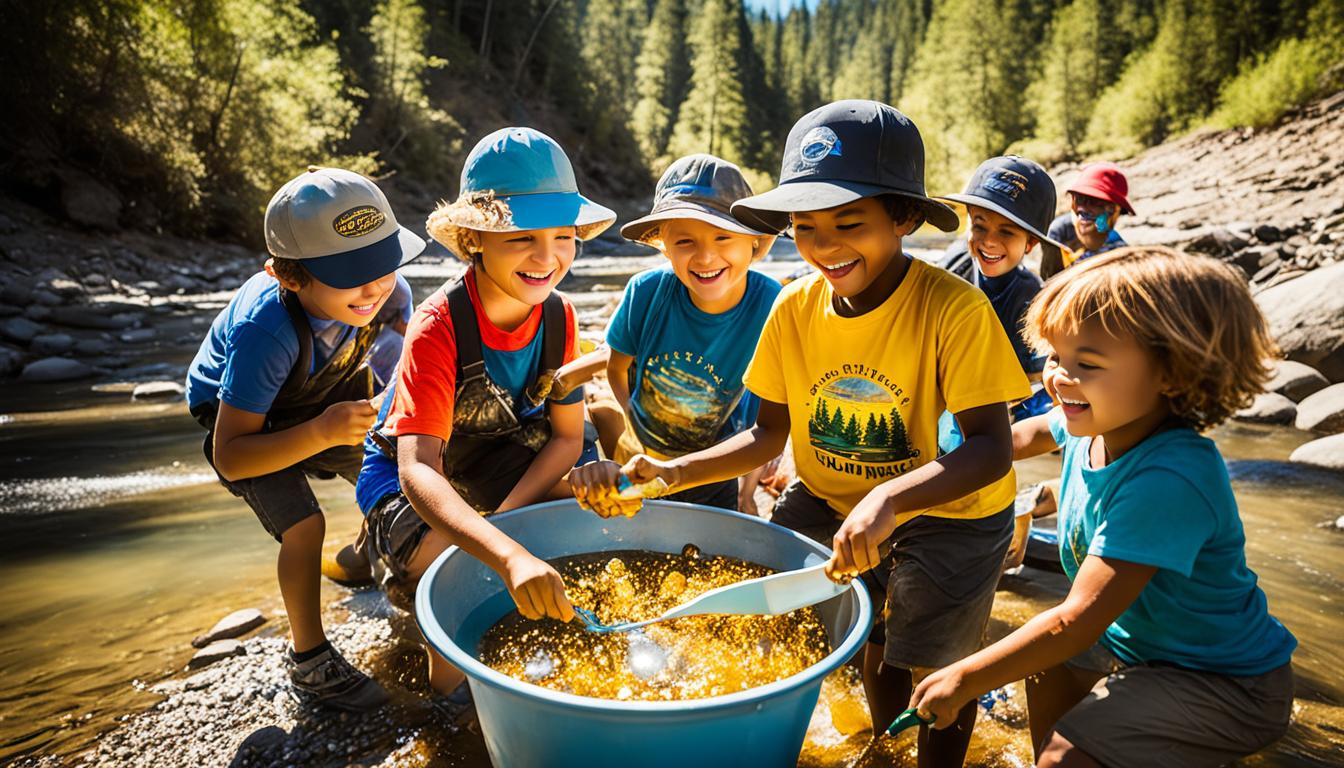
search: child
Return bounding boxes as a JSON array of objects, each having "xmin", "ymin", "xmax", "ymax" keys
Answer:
[
  {"xmin": 1038, "ymin": 162, "xmax": 1133, "ymax": 279},
  {"xmin": 911, "ymin": 247, "xmax": 1296, "ymax": 768},
  {"xmin": 597, "ymin": 101, "xmax": 1032, "ymax": 765},
  {"xmin": 936, "ymin": 156, "xmax": 1065, "ymax": 567},
  {"xmin": 184, "ymin": 167, "xmax": 422, "ymax": 710},
  {"xmin": 354, "ymin": 127, "xmax": 615, "ymax": 696},
  {"xmin": 568, "ymin": 154, "xmax": 779, "ymax": 512}
]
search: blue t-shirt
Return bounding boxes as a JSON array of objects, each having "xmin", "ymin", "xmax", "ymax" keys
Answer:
[
  {"xmin": 1048, "ymin": 408, "xmax": 1296, "ymax": 675},
  {"xmin": 606, "ymin": 267, "xmax": 781, "ymax": 456},
  {"xmin": 354, "ymin": 286, "xmax": 583, "ymax": 515},
  {"xmin": 186, "ymin": 271, "xmax": 412, "ymax": 414}
]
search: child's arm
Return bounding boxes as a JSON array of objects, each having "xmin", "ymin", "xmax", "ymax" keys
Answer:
[
  {"xmin": 211, "ymin": 396, "xmax": 379, "ymax": 481},
  {"xmin": 826, "ymin": 402, "xmax": 1013, "ymax": 576},
  {"xmin": 497, "ymin": 399, "xmax": 585, "ymax": 512},
  {"xmin": 910, "ymin": 554, "xmax": 1156, "ymax": 727},
  {"xmin": 1013, "ymin": 412, "xmax": 1058, "ymax": 460},
  {"xmin": 626, "ymin": 399, "xmax": 791, "ymax": 491},
  {"xmin": 606, "ymin": 350, "xmax": 635, "ymax": 415},
  {"xmin": 549, "ymin": 346, "xmax": 610, "ymax": 401},
  {"xmin": 397, "ymin": 432, "xmax": 574, "ymax": 621}
]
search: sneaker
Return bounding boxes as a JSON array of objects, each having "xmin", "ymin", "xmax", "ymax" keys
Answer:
[{"xmin": 288, "ymin": 645, "xmax": 389, "ymax": 711}]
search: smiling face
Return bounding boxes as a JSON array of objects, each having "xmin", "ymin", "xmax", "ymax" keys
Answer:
[
  {"xmin": 472, "ymin": 226, "xmax": 578, "ymax": 306},
  {"xmin": 269, "ymin": 261, "xmax": 397, "ymax": 327},
  {"xmin": 791, "ymin": 197, "xmax": 913, "ymax": 298},
  {"xmin": 655, "ymin": 218, "xmax": 760, "ymax": 314},
  {"xmin": 1070, "ymin": 192, "xmax": 1121, "ymax": 251},
  {"xmin": 966, "ymin": 205, "xmax": 1036, "ymax": 278},
  {"xmin": 1042, "ymin": 317, "xmax": 1170, "ymax": 455}
]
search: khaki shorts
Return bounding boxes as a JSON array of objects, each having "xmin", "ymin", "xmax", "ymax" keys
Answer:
[{"xmin": 1057, "ymin": 644, "xmax": 1295, "ymax": 768}]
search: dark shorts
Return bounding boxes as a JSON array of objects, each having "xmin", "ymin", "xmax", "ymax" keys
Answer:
[
  {"xmin": 365, "ymin": 492, "xmax": 432, "ymax": 584},
  {"xmin": 665, "ymin": 478, "xmax": 739, "ymax": 511},
  {"xmin": 200, "ymin": 425, "xmax": 362, "ymax": 542},
  {"xmin": 769, "ymin": 481, "xmax": 1012, "ymax": 670}
]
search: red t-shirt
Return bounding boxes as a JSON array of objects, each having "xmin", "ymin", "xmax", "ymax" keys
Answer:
[{"xmin": 384, "ymin": 269, "xmax": 578, "ymax": 442}]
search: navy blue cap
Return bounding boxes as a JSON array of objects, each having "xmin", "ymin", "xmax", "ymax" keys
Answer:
[
  {"xmin": 731, "ymin": 100, "xmax": 958, "ymax": 233},
  {"xmin": 939, "ymin": 156, "xmax": 1064, "ymax": 248}
]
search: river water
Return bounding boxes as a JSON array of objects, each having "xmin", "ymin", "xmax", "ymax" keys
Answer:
[{"xmin": 1, "ymin": 250, "xmax": 1341, "ymax": 765}]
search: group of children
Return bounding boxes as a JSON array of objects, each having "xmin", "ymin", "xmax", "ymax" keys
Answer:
[{"xmin": 186, "ymin": 99, "xmax": 1296, "ymax": 768}]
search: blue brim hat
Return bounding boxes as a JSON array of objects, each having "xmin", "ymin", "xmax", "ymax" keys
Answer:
[
  {"xmin": 427, "ymin": 127, "xmax": 616, "ymax": 258},
  {"xmin": 621, "ymin": 154, "xmax": 772, "ymax": 242},
  {"xmin": 302, "ymin": 227, "xmax": 425, "ymax": 289}
]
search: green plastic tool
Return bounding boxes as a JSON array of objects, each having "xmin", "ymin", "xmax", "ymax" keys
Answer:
[{"xmin": 886, "ymin": 707, "xmax": 935, "ymax": 735}]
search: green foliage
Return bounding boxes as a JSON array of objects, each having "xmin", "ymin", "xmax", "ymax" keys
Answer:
[
  {"xmin": 631, "ymin": 0, "xmax": 692, "ymax": 168},
  {"xmin": 667, "ymin": 0, "xmax": 754, "ymax": 166},
  {"xmin": 1208, "ymin": 0, "xmax": 1344, "ymax": 128}
]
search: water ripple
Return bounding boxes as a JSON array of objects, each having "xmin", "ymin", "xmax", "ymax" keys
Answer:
[{"xmin": 0, "ymin": 469, "xmax": 217, "ymax": 515}]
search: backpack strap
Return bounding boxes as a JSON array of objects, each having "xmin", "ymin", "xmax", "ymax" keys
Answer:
[
  {"xmin": 443, "ymin": 276, "xmax": 486, "ymax": 385},
  {"xmin": 276, "ymin": 288, "xmax": 314, "ymax": 402},
  {"xmin": 539, "ymin": 292, "xmax": 567, "ymax": 373}
]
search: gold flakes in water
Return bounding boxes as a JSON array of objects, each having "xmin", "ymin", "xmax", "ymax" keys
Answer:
[{"xmin": 478, "ymin": 550, "xmax": 831, "ymax": 701}]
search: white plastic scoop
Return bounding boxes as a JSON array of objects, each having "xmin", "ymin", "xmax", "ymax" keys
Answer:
[{"xmin": 574, "ymin": 562, "xmax": 848, "ymax": 633}]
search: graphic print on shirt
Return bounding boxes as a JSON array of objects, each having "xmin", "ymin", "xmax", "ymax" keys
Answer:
[
  {"xmin": 806, "ymin": 365, "xmax": 919, "ymax": 480},
  {"xmin": 635, "ymin": 350, "xmax": 740, "ymax": 453}
]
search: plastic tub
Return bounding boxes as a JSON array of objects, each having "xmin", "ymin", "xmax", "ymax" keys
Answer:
[{"xmin": 417, "ymin": 499, "xmax": 872, "ymax": 768}]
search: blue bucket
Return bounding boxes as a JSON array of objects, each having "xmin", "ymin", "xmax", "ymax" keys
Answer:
[{"xmin": 416, "ymin": 499, "xmax": 873, "ymax": 768}]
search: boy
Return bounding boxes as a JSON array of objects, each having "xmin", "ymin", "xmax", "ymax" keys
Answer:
[
  {"xmin": 1039, "ymin": 162, "xmax": 1134, "ymax": 279},
  {"xmin": 185, "ymin": 167, "xmax": 422, "ymax": 710},
  {"xmin": 355, "ymin": 127, "xmax": 615, "ymax": 697},
  {"xmin": 609, "ymin": 101, "xmax": 1031, "ymax": 765},
  {"xmin": 568, "ymin": 154, "xmax": 779, "ymax": 512}
]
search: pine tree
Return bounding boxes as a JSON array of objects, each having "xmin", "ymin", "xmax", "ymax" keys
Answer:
[
  {"xmin": 843, "ymin": 413, "xmax": 862, "ymax": 445},
  {"xmin": 581, "ymin": 0, "xmax": 646, "ymax": 145},
  {"xmin": 876, "ymin": 413, "xmax": 891, "ymax": 448},
  {"xmin": 778, "ymin": 5, "xmax": 816, "ymax": 117},
  {"xmin": 829, "ymin": 406, "xmax": 846, "ymax": 438},
  {"xmin": 813, "ymin": 399, "xmax": 831, "ymax": 434},
  {"xmin": 863, "ymin": 413, "xmax": 881, "ymax": 446},
  {"xmin": 630, "ymin": 0, "xmax": 691, "ymax": 167},
  {"xmin": 889, "ymin": 408, "xmax": 910, "ymax": 457},
  {"xmin": 888, "ymin": 0, "xmax": 927, "ymax": 101},
  {"xmin": 668, "ymin": 0, "xmax": 752, "ymax": 165}
]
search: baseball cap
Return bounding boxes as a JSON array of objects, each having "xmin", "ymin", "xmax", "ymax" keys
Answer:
[
  {"xmin": 264, "ymin": 167, "xmax": 425, "ymax": 290},
  {"xmin": 731, "ymin": 100, "xmax": 958, "ymax": 233},
  {"xmin": 1066, "ymin": 162, "xmax": 1135, "ymax": 215},
  {"xmin": 620, "ymin": 154, "xmax": 773, "ymax": 242},
  {"xmin": 939, "ymin": 156, "xmax": 1066, "ymax": 248}
]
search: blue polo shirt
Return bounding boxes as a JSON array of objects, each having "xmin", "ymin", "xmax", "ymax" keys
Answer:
[
  {"xmin": 185, "ymin": 271, "xmax": 411, "ymax": 414},
  {"xmin": 1048, "ymin": 408, "xmax": 1296, "ymax": 675}
]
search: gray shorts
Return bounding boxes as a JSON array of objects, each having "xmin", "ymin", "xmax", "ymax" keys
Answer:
[
  {"xmin": 770, "ymin": 481, "xmax": 1011, "ymax": 669},
  {"xmin": 203, "ymin": 433, "xmax": 362, "ymax": 542},
  {"xmin": 1058, "ymin": 644, "xmax": 1295, "ymax": 767},
  {"xmin": 364, "ymin": 493, "xmax": 432, "ymax": 584}
]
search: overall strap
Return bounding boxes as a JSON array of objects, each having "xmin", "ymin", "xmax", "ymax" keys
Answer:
[
  {"xmin": 539, "ymin": 292, "xmax": 566, "ymax": 373},
  {"xmin": 276, "ymin": 288, "xmax": 314, "ymax": 401},
  {"xmin": 444, "ymin": 277, "xmax": 486, "ymax": 383}
]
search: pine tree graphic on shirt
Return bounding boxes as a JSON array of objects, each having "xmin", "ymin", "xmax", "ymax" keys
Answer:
[{"xmin": 808, "ymin": 376, "xmax": 914, "ymax": 463}]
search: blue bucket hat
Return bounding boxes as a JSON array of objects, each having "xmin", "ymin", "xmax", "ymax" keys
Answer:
[
  {"xmin": 428, "ymin": 127, "xmax": 616, "ymax": 258},
  {"xmin": 938, "ymin": 156, "xmax": 1066, "ymax": 248}
]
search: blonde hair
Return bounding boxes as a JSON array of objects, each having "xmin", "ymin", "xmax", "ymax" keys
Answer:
[
  {"xmin": 1025, "ymin": 246, "xmax": 1278, "ymax": 431},
  {"xmin": 426, "ymin": 191, "xmax": 513, "ymax": 263}
]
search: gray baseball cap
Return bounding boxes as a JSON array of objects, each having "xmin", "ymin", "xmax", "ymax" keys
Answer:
[
  {"xmin": 620, "ymin": 154, "xmax": 773, "ymax": 242},
  {"xmin": 264, "ymin": 167, "xmax": 425, "ymax": 289}
]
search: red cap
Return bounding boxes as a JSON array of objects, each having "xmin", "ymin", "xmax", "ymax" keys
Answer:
[{"xmin": 1066, "ymin": 162, "xmax": 1134, "ymax": 215}]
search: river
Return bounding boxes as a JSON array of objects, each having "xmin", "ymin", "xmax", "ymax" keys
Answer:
[{"xmin": 2, "ymin": 250, "xmax": 1341, "ymax": 766}]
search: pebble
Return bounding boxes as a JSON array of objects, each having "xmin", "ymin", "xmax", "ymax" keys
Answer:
[
  {"xmin": 30, "ymin": 333, "xmax": 75, "ymax": 356},
  {"xmin": 0, "ymin": 315, "xmax": 45, "ymax": 344},
  {"xmin": 187, "ymin": 639, "xmax": 245, "ymax": 670},
  {"xmin": 118, "ymin": 328, "xmax": 156, "ymax": 344},
  {"xmin": 192, "ymin": 608, "xmax": 267, "ymax": 647}
]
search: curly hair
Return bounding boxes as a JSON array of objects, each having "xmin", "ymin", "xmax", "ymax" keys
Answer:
[
  {"xmin": 268, "ymin": 256, "xmax": 311, "ymax": 287},
  {"xmin": 1024, "ymin": 246, "xmax": 1278, "ymax": 431},
  {"xmin": 425, "ymin": 191, "xmax": 514, "ymax": 263}
]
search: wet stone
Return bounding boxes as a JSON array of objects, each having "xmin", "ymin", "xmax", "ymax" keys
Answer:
[
  {"xmin": 21, "ymin": 356, "xmax": 93, "ymax": 382},
  {"xmin": 132, "ymin": 381, "xmax": 185, "ymax": 401},
  {"xmin": 187, "ymin": 640, "xmax": 245, "ymax": 670},
  {"xmin": 193, "ymin": 608, "xmax": 267, "ymax": 648}
]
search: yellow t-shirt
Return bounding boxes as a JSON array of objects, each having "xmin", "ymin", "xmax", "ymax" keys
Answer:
[{"xmin": 743, "ymin": 258, "xmax": 1031, "ymax": 520}]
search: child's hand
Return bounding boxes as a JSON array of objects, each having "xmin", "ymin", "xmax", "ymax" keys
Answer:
[
  {"xmin": 621, "ymin": 453, "xmax": 681, "ymax": 492},
  {"xmin": 319, "ymin": 399, "xmax": 380, "ymax": 446},
  {"xmin": 548, "ymin": 368, "xmax": 581, "ymax": 401},
  {"xmin": 568, "ymin": 461, "xmax": 639, "ymax": 519},
  {"xmin": 503, "ymin": 551, "xmax": 575, "ymax": 622},
  {"xmin": 825, "ymin": 490, "xmax": 898, "ymax": 581},
  {"xmin": 909, "ymin": 665, "xmax": 971, "ymax": 730}
]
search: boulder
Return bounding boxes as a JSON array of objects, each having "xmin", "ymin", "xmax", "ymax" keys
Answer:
[
  {"xmin": 20, "ymin": 356, "xmax": 94, "ymax": 382},
  {"xmin": 1294, "ymin": 384, "xmax": 1344, "ymax": 433},
  {"xmin": 59, "ymin": 170, "xmax": 122, "ymax": 230},
  {"xmin": 74, "ymin": 339, "xmax": 104, "ymax": 355},
  {"xmin": 191, "ymin": 608, "xmax": 267, "ymax": 648},
  {"xmin": 24, "ymin": 304, "xmax": 51, "ymax": 321},
  {"xmin": 48, "ymin": 306, "xmax": 140, "ymax": 331},
  {"xmin": 1289, "ymin": 434, "xmax": 1344, "ymax": 472},
  {"xmin": 1256, "ymin": 262, "xmax": 1344, "ymax": 381},
  {"xmin": 32, "ymin": 289, "xmax": 63, "ymax": 306},
  {"xmin": 1234, "ymin": 392, "xmax": 1297, "ymax": 425},
  {"xmin": 0, "ymin": 316, "xmax": 45, "ymax": 344},
  {"xmin": 1266, "ymin": 360, "xmax": 1330, "ymax": 402},
  {"xmin": 118, "ymin": 328, "xmax": 156, "ymax": 344},
  {"xmin": 0, "ymin": 344, "xmax": 21, "ymax": 376},
  {"xmin": 30, "ymin": 333, "xmax": 75, "ymax": 356},
  {"xmin": 132, "ymin": 381, "xmax": 185, "ymax": 401},
  {"xmin": 186, "ymin": 639, "xmax": 244, "ymax": 670}
]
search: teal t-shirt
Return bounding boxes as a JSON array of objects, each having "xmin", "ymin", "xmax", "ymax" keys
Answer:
[{"xmin": 1049, "ymin": 408, "xmax": 1296, "ymax": 675}]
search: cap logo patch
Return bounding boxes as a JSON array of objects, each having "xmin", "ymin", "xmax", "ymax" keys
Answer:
[
  {"xmin": 333, "ymin": 206, "xmax": 386, "ymax": 238},
  {"xmin": 984, "ymin": 170, "xmax": 1028, "ymax": 200},
  {"xmin": 799, "ymin": 127, "xmax": 842, "ymax": 165}
]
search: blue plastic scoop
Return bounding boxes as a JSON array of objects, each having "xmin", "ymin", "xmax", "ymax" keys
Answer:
[{"xmin": 575, "ymin": 562, "xmax": 848, "ymax": 633}]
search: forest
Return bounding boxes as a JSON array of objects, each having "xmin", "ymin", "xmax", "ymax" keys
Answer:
[{"xmin": 2, "ymin": 0, "xmax": 1341, "ymax": 243}]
